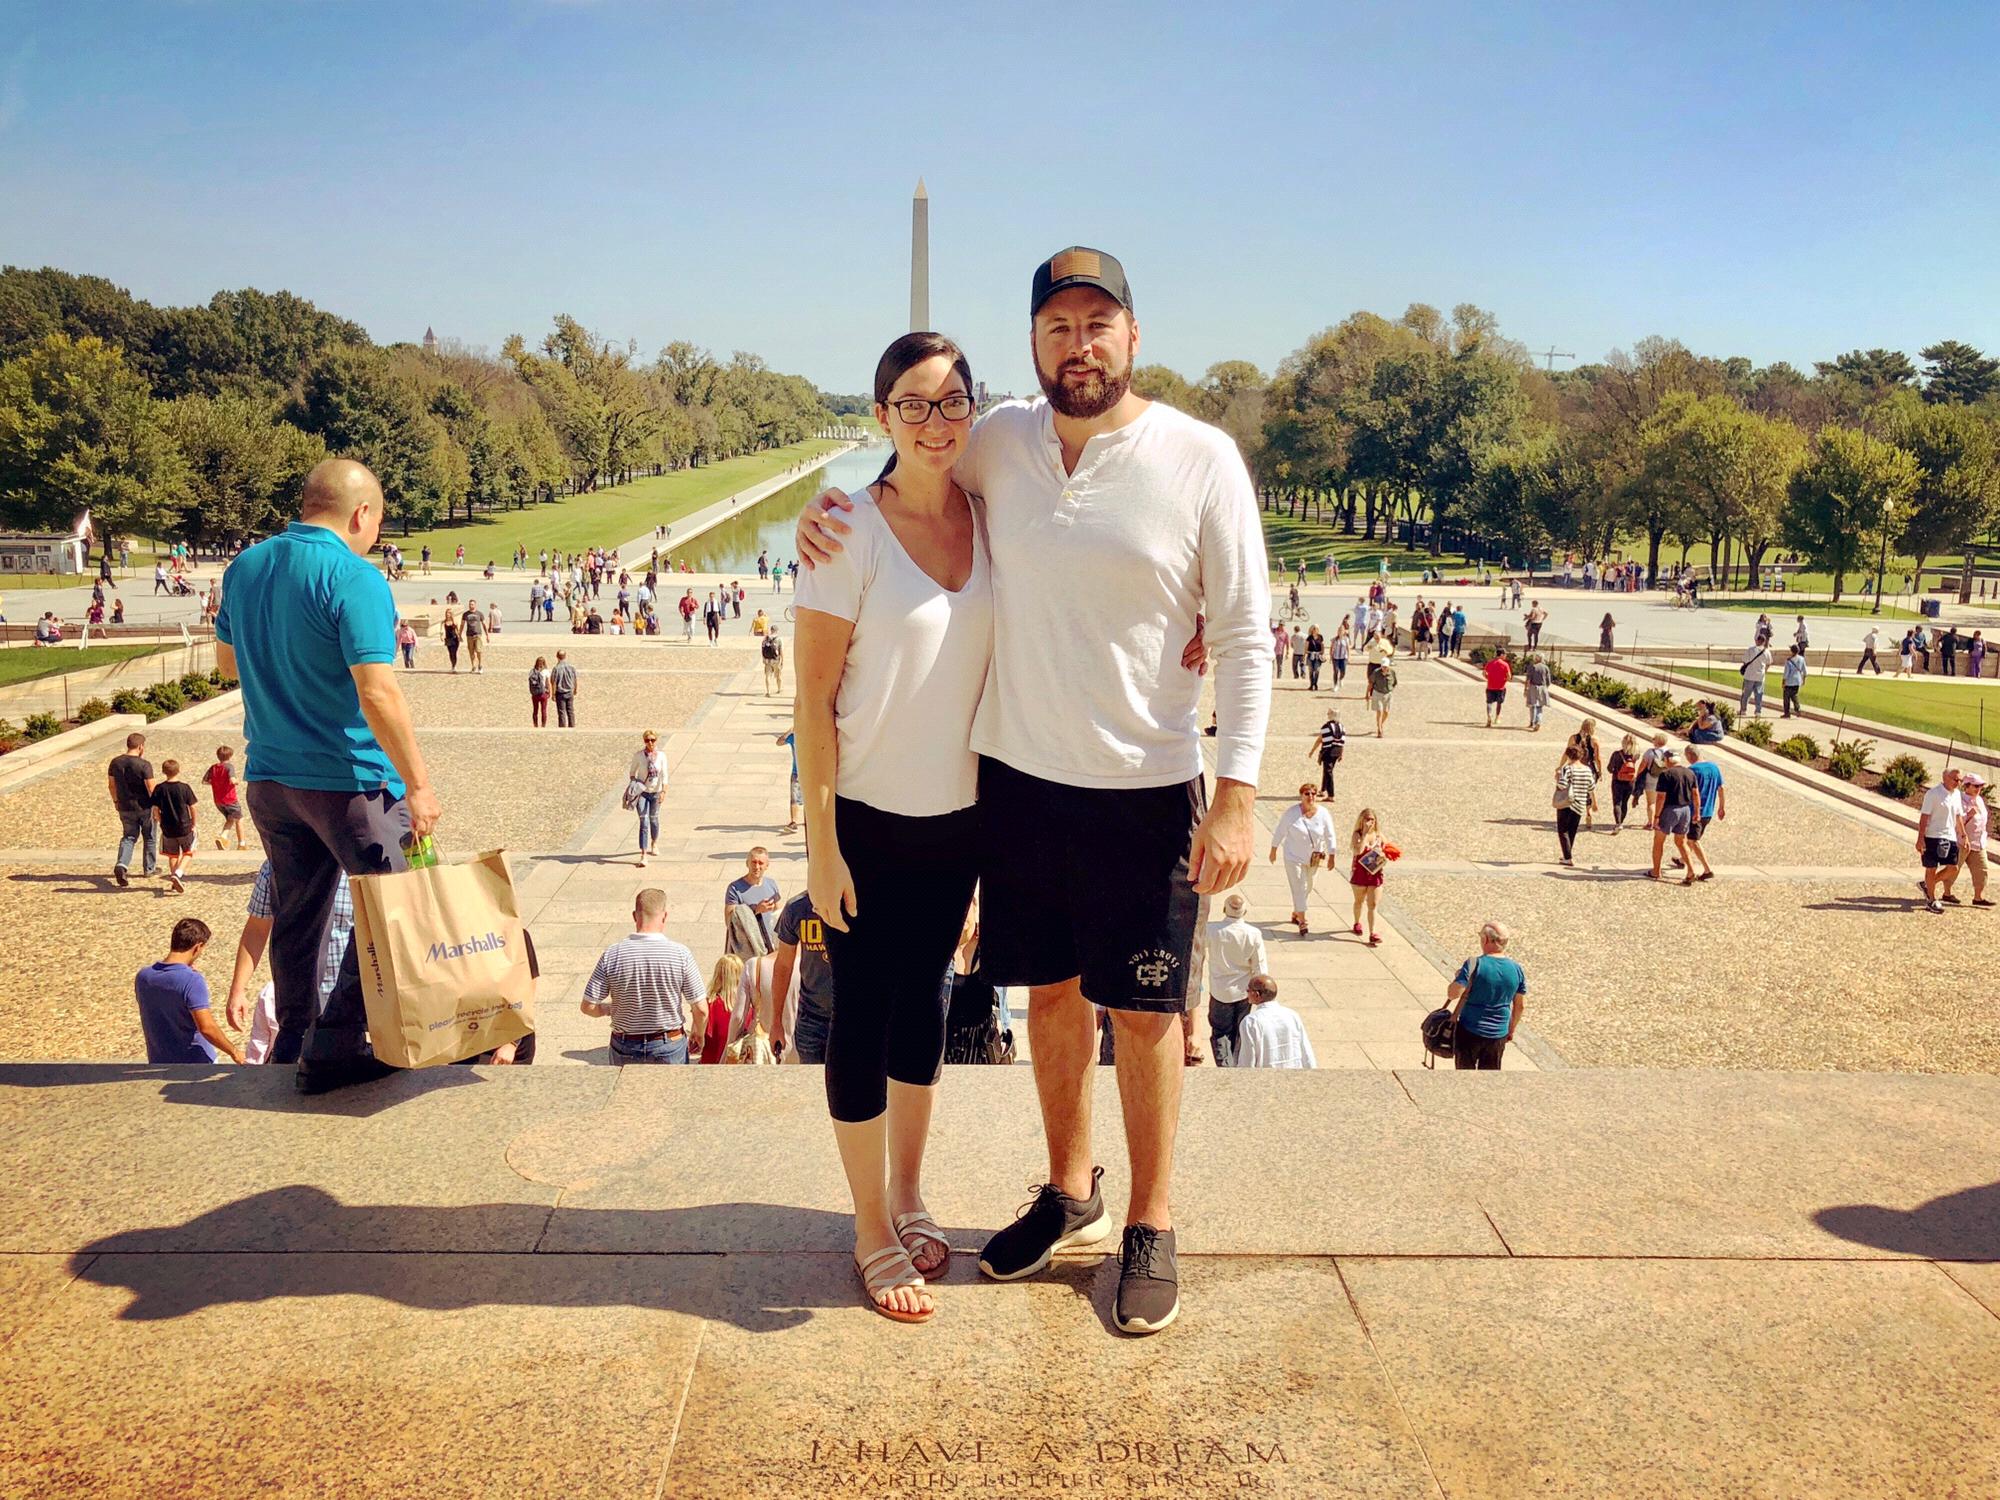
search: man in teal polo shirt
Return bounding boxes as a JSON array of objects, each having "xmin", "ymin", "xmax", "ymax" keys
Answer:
[{"xmin": 216, "ymin": 458, "xmax": 442, "ymax": 1094}]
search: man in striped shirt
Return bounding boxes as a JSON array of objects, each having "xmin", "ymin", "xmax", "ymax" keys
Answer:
[
  {"xmin": 579, "ymin": 889, "xmax": 705, "ymax": 1063},
  {"xmin": 1233, "ymin": 975, "xmax": 1316, "ymax": 1069}
]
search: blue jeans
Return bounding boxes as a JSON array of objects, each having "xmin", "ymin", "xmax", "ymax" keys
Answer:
[
  {"xmin": 611, "ymin": 1033, "xmax": 687, "ymax": 1064},
  {"xmin": 116, "ymin": 809, "xmax": 158, "ymax": 874},
  {"xmin": 1739, "ymin": 679, "xmax": 1763, "ymax": 715},
  {"xmin": 790, "ymin": 995, "xmax": 833, "ymax": 1064},
  {"xmin": 636, "ymin": 792, "xmax": 659, "ymax": 851}
]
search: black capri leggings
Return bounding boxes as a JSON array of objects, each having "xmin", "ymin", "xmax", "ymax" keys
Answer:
[
  {"xmin": 823, "ymin": 795, "xmax": 980, "ymax": 1123},
  {"xmin": 1610, "ymin": 778, "xmax": 1634, "ymax": 825}
]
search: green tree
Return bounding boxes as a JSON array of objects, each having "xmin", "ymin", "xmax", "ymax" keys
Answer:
[
  {"xmin": 1881, "ymin": 392, "xmax": 2000, "ymax": 596},
  {"xmin": 286, "ymin": 347, "xmax": 445, "ymax": 532},
  {"xmin": 1918, "ymin": 340, "xmax": 1999, "ymax": 406},
  {"xmin": 1132, "ymin": 364, "xmax": 1200, "ymax": 411},
  {"xmin": 1639, "ymin": 393, "xmax": 1804, "ymax": 587},
  {"xmin": 1780, "ymin": 426, "xmax": 1919, "ymax": 602},
  {"xmin": 0, "ymin": 332, "xmax": 191, "ymax": 541},
  {"xmin": 1813, "ymin": 348, "xmax": 1917, "ymax": 395},
  {"xmin": 162, "ymin": 393, "xmax": 325, "ymax": 542},
  {"xmin": 209, "ymin": 288, "xmax": 370, "ymax": 392}
]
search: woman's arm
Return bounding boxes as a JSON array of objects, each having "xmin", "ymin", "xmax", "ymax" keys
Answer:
[{"xmin": 793, "ymin": 606, "xmax": 858, "ymax": 929}]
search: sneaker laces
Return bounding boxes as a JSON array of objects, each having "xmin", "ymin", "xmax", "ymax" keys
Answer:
[
  {"xmin": 1013, "ymin": 1181, "xmax": 1064, "ymax": 1222},
  {"xmin": 1123, "ymin": 1224, "xmax": 1162, "ymax": 1279}
]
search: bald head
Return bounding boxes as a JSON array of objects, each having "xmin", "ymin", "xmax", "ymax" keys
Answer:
[{"xmin": 298, "ymin": 459, "xmax": 384, "ymax": 556}]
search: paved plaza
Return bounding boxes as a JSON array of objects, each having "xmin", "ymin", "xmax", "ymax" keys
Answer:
[{"xmin": 1, "ymin": 572, "xmax": 1997, "ymax": 1496}]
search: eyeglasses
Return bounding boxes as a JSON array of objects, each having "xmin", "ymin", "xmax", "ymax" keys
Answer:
[{"xmin": 886, "ymin": 394, "xmax": 974, "ymax": 424}]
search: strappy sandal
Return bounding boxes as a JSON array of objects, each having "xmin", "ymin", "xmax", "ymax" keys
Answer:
[
  {"xmin": 856, "ymin": 1244, "xmax": 934, "ymax": 1324},
  {"xmin": 893, "ymin": 1210, "xmax": 951, "ymax": 1277}
]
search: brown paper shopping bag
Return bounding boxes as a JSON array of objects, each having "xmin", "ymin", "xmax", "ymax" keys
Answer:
[{"xmin": 352, "ymin": 849, "xmax": 536, "ymax": 1068}]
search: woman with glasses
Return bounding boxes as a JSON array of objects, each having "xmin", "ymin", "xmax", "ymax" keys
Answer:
[{"xmin": 793, "ymin": 332, "xmax": 991, "ymax": 1324}]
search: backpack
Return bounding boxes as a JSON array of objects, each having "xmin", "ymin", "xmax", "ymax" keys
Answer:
[{"xmin": 761, "ymin": 635, "xmax": 780, "ymax": 661}]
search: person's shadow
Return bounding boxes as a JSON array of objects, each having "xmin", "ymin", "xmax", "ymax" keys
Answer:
[
  {"xmin": 68, "ymin": 1187, "xmax": 1113, "ymax": 1331},
  {"xmin": 0, "ymin": 1061, "xmax": 484, "ymax": 1119},
  {"xmin": 1813, "ymin": 1181, "xmax": 2000, "ymax": 1261}
]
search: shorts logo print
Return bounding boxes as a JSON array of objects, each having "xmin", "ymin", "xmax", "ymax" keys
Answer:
[{"xmin": 1130, "ymin": 948, "xmax": 1179, "ymax": 989}]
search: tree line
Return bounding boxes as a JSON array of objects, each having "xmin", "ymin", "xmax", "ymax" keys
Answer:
[
  {"xmin": 1136, "ymin": 306, "xmax": 2000, "ymax": 596},
  {"xmin": 0, "ymin": 267, "xmax": 833, "ymax": 547}
]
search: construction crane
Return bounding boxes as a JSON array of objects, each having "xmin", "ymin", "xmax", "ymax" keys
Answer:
[{"xmin": 1537, "ymin": 347, "xmax": 1576, "ymax": 373}]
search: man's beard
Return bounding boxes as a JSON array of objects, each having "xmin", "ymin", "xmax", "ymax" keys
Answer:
[{"xmin": 1038, "ymin": 356, "xmax": 1131, "ymax": 419}]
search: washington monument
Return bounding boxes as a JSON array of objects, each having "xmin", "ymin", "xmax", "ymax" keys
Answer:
[{"xmin": 910, "ymin": 177, "xmax": 929, "ymax": 331}]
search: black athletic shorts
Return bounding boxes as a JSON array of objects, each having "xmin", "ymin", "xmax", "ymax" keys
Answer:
[
  {"xmin": 978, "ymin": 756, "xmax": 1207, "ymax": 1014},
  {"xmin": 1485, "ymin": 688, "xmax": 1507, "ymax": 706}
]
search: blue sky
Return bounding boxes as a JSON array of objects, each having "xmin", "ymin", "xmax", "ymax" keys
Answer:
[{"xmin": 3, "ymin": 1, "xmax": 1997, "ymax": 397}]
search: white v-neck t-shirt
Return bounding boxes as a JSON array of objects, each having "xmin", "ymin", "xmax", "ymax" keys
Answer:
[
  {"xmin": 955, "ymin": 397, "xmax": 1271, "ymax": 789},
  {"xmin": 794, "ymin": 488, "xmax": 992, "ymax": 817}
]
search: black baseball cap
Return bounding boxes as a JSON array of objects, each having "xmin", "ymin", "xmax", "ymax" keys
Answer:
[{"xmin": 1031, "ymin": 246, "xmax": 1134, "ymax": 317}]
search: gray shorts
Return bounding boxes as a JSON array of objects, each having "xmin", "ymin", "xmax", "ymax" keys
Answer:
[
  {"xmin": 1659, "ymin": 805, "xmax": 1693, "ymax": 836},
  {"xmin": 1369, "ymin": 690, "xmax": 1392, "ymax": 711}
]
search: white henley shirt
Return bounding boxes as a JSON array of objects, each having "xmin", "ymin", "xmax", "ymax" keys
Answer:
[{"xmin": 954, "ymin": 398, "xmax": 1271, "ymax": 789}]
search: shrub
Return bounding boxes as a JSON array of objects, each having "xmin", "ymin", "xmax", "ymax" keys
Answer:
[
  {"xmin": 1825, "ymin": 738, "xmax": 1876, "ymax": 782},
  {"xmin": 1714, "ymin": 702, "xmax": 1737, "ymax": 731},
  {"xmin": 1878, "ymin": 754, "xmax": 1929, "ymax": 799},
  {"xmin": 1777, "ymin": 734, "xmax": 1820, "ymax": 763},
  {"xmin": 180, "ymin": 675, "xmax": 215, "ymax": 702},
  {"xmin": 1661, "ymin": 699, "xmax": 1699, "ymax": 731},
  {"xmin": 22, "ymin": 712, "xmax": 62, "ymax": 742},
  {"xmin": 75, "ymin": 698, "xmax": 111, "ymax": 723},
  {"xmin": 110, "ymin": 688, "xmax": 149, "ymax": 716},
  {"xmin": 211, "ymin": 673, "xmax": 238, "ymax": 690},
  {"xmin": 1626, "ymin": 688, "xmax": 1674, "ymax": 720},
  {"xmin": 1736, "ymin": 719, "xmax": 1775, "ymax": 749},
  {"xmin": 145, "ymin": 681, "xmax": 187, "ymax": 715}
]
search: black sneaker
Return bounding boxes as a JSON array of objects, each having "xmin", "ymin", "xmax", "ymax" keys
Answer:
[
  {"xmin": 113, "ymin": 865, "xmax": 128, "ymax": 888},
  {"xmin": 1114, "ymin": 1223, "xmax": 1180, "ymax": 1335},
  {"xmin": 978, "ymin": 1166, "xmax": 1111, "ymax": 1281}
]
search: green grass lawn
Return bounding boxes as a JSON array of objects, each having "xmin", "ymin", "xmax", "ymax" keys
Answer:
[
  {"xmin": 1697, "ymin": 598, "xmax": 1925, "ymax": 621},
  {"xmin": 390, "ymin": 440, "xmax": 845, "ymax": 562},
  {"xmin": 1684, "ymin": 666, "xmax": 2000, "ymax": 749},
  {"xmin": 0, "ymin": 644, "xmax": 168, "ymax": 689},
  {"xmin": 1260, "ymin": 511, "xmax": 1486, "ymax": 580}
]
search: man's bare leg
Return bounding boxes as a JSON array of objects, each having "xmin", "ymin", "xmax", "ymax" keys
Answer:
[
  {"xmin": 1028, "ymin": 979, "xmax": 1097, "ymax": 1201},
  {"xmin": 1108, "ymin": 1007, "xmax": 1181, "ymax": 1230}
]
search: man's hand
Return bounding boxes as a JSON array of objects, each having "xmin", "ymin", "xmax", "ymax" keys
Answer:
[
  {"xmin": 1181, "ymin": 614, "xmax": 1208, "ymax": 675},
  {"xmin": 795, "ymin": 490, "xmax": 854, "ymax": 569},
  {"xmin": 225, "ymin": 990, "xmax": 249, "ymax": 1032},
  {"xmin": 405, "ymin": 783, "xmax": 441, "ymax": 838},
  {"xmin": 1188, "ymin": 781, "xmax": 1256, "ymax": 896}
]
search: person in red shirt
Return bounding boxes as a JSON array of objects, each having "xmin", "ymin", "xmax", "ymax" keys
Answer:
[
  {"xmin": 205, "ymin": 744, "xmax": 246, "ymax": 850},
  {"xmin": 1482, "ymin": 653, "xmax": 1513, "ymax": 729}
]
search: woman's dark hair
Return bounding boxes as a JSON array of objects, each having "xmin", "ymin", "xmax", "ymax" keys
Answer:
[{"xmin": 872, "ymin": 332, "xmax": 973, "ymax": 483}]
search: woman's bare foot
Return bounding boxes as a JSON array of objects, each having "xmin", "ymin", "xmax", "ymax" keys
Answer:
[{"xmin": 888, "ymin": 1198, "xmax": 949, "ymax": 1277}]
